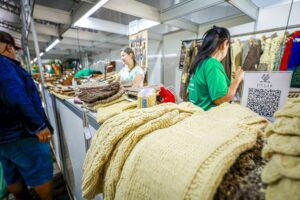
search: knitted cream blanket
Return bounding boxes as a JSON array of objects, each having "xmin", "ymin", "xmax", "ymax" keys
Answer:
[
  {"xmin": 96, "ymin": 100, "xmax": 137, "ymax": 124},
  {"xmin": 114, "ymin": 103, "xmax": 267, "ymax": 200},
  {"xmin": 82, "ymin": 102, "xmax": 203, "ymax": 199}
]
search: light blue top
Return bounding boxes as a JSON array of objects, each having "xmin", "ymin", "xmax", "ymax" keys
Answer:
[{"xmin": 119, "ymin": 65, "xmax": 144, "ymax": 87}]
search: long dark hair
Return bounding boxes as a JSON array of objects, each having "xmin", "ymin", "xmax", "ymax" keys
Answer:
[
  {"xmin": 189, "ymin": 26, "xmax": 230, "ymax": 75},
  {"xmin": 121, "ymin": 47, "xmax": 137, "ymax": 67}
]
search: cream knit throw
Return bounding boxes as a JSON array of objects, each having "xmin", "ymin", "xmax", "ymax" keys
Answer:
[
  {"xmin": 92, "ymin": 95, "xmax": 125, "ymax": 109},
  {"xmin": 274, "ymin": 99, "xmax": 300, "ymax": 118},
  {"xmin": 261, "ymin": 97, "xmax": 300, "ymax": 200},
  {"xmin": 266, "ymin": 178, "xmax": 300, "ymax": 200},
  {"xmin": 265, "ymin": 117, "xmax": 300, "ymax": 136},
  {"xmin": 114, "ymin": 103, "xmax": 267, "ymax": 200},
  {"xmin": 96, "ymin": 100, "xmax": 137, "ymax": 124},
  {"xmin": 262, "ymin": 154, "xmax": 300, "ymax": 184},
  {"xmin": 82, "ymin": 102, "xmax": 203, "ymax": 199},
  {"xmin": 262, "ymin": 134, "xmax": 300, "ymax": 158}
]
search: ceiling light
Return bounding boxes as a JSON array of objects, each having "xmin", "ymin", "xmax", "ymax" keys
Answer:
[
  {"xmin": 45, "ymin": 39, "xmax": 60, "ymax": 52},
  {"xmin": 74, "ymin": 0, "xmax": 110, "ymax": 27}
]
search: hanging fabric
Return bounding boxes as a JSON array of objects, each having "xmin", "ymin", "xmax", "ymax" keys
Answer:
[
  {"xmin": 242, "ymin": 40, "xmax": 263, "ymax": 71},
  {"xmin": 230, "ymin": 40, "xmax": 242, "ymax": 77},
  {"xmin": 221, "ymin": 44, "xmax": 232, "ymax": 80},
  {"xmin": 179, "ymin": 39, "xmax": 202, "ymax": 101},
  {"xmin": 280, "ymin": 31, "xmax": 300, "ymax": 71},
  {"xmin": 287, "ymin": 36, "xmax": 300, "ymax": 70}
]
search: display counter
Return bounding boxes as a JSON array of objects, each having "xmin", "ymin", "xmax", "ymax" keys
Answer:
[{"xmin": 44, "ymin": 89, "xmax": 102, "ymax": 200}]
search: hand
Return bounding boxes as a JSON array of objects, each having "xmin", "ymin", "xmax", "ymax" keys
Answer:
[
  {"xmin": 36, "ymin": 128, "xmax": 52, "ymax": 142},
  {"xmin": 235, "ymin": 66, "xmax": 244, "ymax": 82}
]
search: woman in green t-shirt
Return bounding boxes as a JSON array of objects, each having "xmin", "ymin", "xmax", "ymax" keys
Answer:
[{"xmin": 188, "ymin": 26, "xmax": 244, "ymax": 111}]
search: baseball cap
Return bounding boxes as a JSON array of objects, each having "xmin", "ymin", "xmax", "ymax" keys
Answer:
[{"xmin": 0, "ymin": 31, "xmax": 22, "ymax": 50}]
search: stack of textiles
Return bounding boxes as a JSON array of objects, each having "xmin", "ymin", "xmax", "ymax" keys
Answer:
[
  {"xmin": 96, "ymin": 100, "xmax": 137, "ymax": 124},
  {"xmin": 78, "ymin": 82, "xmax": 125, "ymax": 111},
  {"xmin": 82, "ymin": 102, "xmax": 268, "ymax": 200},
  {"xmin": 261, "ymin": 97, "xmax": 300, "ymax": 200}
]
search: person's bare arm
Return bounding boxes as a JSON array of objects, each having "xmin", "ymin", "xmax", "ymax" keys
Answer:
[
  {"xmin": 213, "ymin": 67, "xmax": 244, "ymax": 105},
  {"xmin": 132, "ymin": 74, "xmax": 144, "ymax": 88}
]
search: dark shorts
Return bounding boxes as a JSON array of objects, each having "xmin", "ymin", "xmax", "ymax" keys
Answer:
[{"xmin": 0, "ymin": 137, "xmax": 53, "ymax": 187}]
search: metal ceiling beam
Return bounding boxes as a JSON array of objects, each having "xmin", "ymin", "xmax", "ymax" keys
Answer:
[
  {"xmin": 75, "ymin": 17, "xmax": 128, "ymax": 35},
  {"xmin": 161, "ymin": 0, "xmax": 224, "ymax": 22},
  {"xmin": 28, "ymin": 34, "xmax": 50, "ymax": 43},
  {"xmin": 35, "ymin": 23, "xmax": 59, "ymax": 36},
  {"xmin": 164, "ymin": 19, "xmax": 198, "ymax": 33},
  {"xmin": 103, "ymin": 0, "xmax": 160, "ymax": 22},
  {"xmin": 28, "ymin": 34, "xmax": 96, "ymax": 47},
  {"xmin": 198, "ymin": 14, "xmax": 253, "ymax": 35},
  {"xmin": 0, "ymin": 7, "xmax": 20, "ymax": 24},
  {"xmin": 33, "ymin": 4, "xmax": 71, "ymax": 25},
  {"xmin": 0, "ymin": 0, "xmax": 20, "ymax": 15},
  {"xmin": 62, "ymin": 28, "xmax": 107, "ymax": 42},
  {"xmin": 226, "ymin": 0, "xmax": 258, "ymax": 20}
]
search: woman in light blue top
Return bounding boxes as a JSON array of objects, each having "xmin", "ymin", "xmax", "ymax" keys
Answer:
[{"xmin": 117, "ymin": 47, "xmax": 144, "ymax": 87}]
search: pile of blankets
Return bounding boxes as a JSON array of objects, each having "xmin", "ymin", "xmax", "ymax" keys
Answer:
[
  {"xmin": 261, "ymin": 97, "xmax": 300, "ymax": 200},
  {"xmin": 82, "ymin": 102, "xmax": 268, "ymax": 200},
  {"xmin": 78, "ymin": 82, "xmax": 125, "ymax": 111}
]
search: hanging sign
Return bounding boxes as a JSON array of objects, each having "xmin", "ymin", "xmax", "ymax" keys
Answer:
[{"xmin": 241, "ymin": 71, "xmax": 292, "ymax": 120}]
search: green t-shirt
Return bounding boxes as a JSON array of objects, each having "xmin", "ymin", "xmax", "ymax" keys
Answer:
[
  {"xmin": 75, "ymin": 68, "xmax": 95, "ymax": 78},
  {"xmin": 188, "ymin": 57, "xmax": 230, "ymax": 111}
]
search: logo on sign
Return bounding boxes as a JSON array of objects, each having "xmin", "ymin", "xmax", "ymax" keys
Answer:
[{"xmin": 260, "ymin": 74, "xmax": 270, "ymax": 83}]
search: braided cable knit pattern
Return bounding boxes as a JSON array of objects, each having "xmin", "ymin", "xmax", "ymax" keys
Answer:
[
  {"xmin": 114, "ymin": 104, "xmax": 267, "ymax": 200},
  {"xmin": 82, "ymin": 102, "xmax": 202, "ymax": 199}
]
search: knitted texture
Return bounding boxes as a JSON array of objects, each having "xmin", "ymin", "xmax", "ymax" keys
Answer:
[
  {"xmin": 274, "ymin": 99, "xmax": 300, "ymax": 118},
  {"xmin": 82, "ymin": 102, "xmax": 203, "ymax": 199},
  {"xmin": 92, "ymin": 95, "xmax": 125, "ymax": 109},
  {"xmin": 265, "ymin": 116, "xmax": 300, "ymax": 136},
  {"xmin": 262, "ymin": 134, "xmax": 300, "ymax": 158},
  {"xmin": 104, "ymin": 110, "xmax": 192, "ymax": 200},
  {"xmin": 96, "ymin": 100, "xmax": 137, "ymax": 124},
  {"xmin": 262, "ymin": 154, "xmax": 300, "ymax": 184},
  {"xmin": 266, "ymin": 178, "xmax": 300, "ymax": 200},
  {"xmin": 78, "ymin": 82, "xmax": 120, "ymax": 103},
  {"xmin": 261, "ymin": 97, "xmax": 300, "ymax": 200},
  {"xmin": 83, "ymin": 88, "xmax": 125, "ymax": 111},
  {"xmin": 114, "ymin": 103, "xmax": 267, "ymax": 200}
]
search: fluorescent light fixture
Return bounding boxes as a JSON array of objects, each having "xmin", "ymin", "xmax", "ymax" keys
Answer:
[
  {"xmin": 128, "ymin": 19, "xmax": 160, "ymax": 35},
  {"xmin": 45, "ymin": 39, "xmax": 60, "ymax": 52},
  {"xmin": 33, "ymin": 57, "xmax": 37, "ymax": 62},
  {"xmin": 39, "ymin": 52, "xmax": 44, "ymax": 57},
  {"xmin": 74, "ymin": 0, "xmax": 110, "ymax": 27}
]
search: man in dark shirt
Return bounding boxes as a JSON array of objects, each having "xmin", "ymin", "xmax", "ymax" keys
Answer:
[{"xmin": 0, "ymin": 31, "xmax": 53, "ymax": 199}]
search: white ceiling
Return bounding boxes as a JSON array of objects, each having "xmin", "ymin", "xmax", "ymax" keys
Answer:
[
  {"xmin": 251, "ymin": 0, "xmax": 296, "ymax": 8},
  {"xmin": 18, "ymin": 0, "xmax": 297, "ymax": 60}
]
